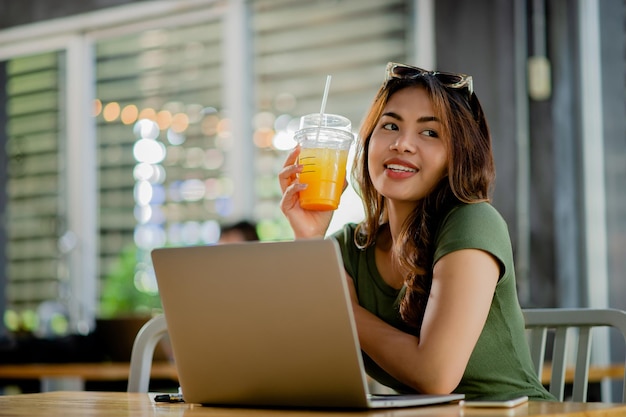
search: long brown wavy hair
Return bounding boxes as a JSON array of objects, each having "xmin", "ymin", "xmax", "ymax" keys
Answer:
[{"xmin": 352, "ymin": 74, "xmax": 495, "ymax": 331}]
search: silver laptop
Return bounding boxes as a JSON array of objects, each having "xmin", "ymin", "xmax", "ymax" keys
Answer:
[{"xmin": 151, "ymin": 239, "xmax": 464, "ymax": 409}]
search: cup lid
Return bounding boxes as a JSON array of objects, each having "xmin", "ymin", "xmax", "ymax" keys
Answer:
[{"xmin": 299, "ymin": 113, "xmax": 351, "ymax": 133}]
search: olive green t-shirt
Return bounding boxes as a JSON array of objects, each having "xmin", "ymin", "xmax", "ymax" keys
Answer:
[{"xmin": 331, "ymin": 202, "xmax": 555, "ymax": 400}]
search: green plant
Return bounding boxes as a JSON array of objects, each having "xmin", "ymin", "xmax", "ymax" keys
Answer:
[{"xmin": 99, "ymin": 245, "xmax": 161, "ymax": 318}]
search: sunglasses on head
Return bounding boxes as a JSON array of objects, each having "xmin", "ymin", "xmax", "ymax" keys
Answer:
[{"xmin": 385, "ymin": 62, "xmax": 474, "ymax": 97}]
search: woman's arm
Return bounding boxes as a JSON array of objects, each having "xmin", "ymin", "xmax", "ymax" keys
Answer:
[{"xmin": 349, "ymin": 248, "xmax": 499, "ymax": 394}]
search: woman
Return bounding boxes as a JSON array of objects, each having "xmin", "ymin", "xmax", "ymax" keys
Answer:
[{"xmin": 279, "ymin": 62, "xmax": 554, "ymax": 400}]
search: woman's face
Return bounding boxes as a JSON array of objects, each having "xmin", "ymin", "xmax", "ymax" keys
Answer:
[{"xmin": 367, "ymin": 86, "xmax": 448, "ymax": 207}]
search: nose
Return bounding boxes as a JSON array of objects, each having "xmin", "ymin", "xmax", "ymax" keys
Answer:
[{"xmin": 389, "ymin": 133, "xmax": 417, "ymax": 153}]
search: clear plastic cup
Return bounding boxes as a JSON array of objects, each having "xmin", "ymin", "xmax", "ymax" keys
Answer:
[{"xmin": 294, "ymin": 113, "xmax": 353, "ymax": 211}]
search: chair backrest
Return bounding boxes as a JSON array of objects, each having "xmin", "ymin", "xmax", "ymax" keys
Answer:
[
  {"xmin": 127, "ymin": 314, "xmax": 168, "ymax": 392},
  {"xmin": 130, "ymin": 309, "xmax": 626, "ymax": 398},
  {"xmin": 523, "ymin": 308, "xmax": 626, "ymax": 402}
]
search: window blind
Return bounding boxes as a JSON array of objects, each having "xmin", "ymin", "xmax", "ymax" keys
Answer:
[
  {"xmin": 250, "ymin": 0, "xmax": 411, "ymax": 238},
  {"xmin": 4, "ymin": 52, "xmax": 64, "ymax": 320},
  {"xmin": 95, "ymin": 20, "xmax": 225, "ymax": 315}
]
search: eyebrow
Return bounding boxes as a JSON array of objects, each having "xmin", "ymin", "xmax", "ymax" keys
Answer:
[{"xmin": 381, "ymin": 111, "xmax": 439, "ymax": 123}]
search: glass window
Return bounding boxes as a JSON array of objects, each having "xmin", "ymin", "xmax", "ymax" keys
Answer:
[
  {"xmin": 3, "ymin": 51, "xmax": 69, "ymax": 334},
  {"xmin": 94, "ymin": 20, "xmax": 226, "ymax": 317}
]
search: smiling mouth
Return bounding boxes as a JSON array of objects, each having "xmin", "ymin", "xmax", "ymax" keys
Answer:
[{"xmin": 385, "ymin": 163, "xmax": 418, "ymax": 173}]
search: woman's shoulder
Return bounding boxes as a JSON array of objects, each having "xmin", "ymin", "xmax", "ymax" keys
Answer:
[
  {"xmin": 435, "ymin": 202, "xmax": 513, "ymax": 262},
  {"xmin": 446, "ymin": 201, "xmax": 505, "ymax": 221},
  {"xmin": 441, "ymin": 202, "xmax": 508, "ymax": 235}
]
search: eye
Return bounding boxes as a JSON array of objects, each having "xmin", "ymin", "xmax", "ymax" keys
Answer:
[
  {"xmin": 422, "ymin": 129, "xmax": 439, "ymax": 138},
  {"xmin": 382, "ymin": 122, "xmax": 398, "ymax": 131}
]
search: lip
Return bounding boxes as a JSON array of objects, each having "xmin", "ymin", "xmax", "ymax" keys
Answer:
[{"xmin": 383, "ymin": 158, "xmax": 419, "ymax": 179}]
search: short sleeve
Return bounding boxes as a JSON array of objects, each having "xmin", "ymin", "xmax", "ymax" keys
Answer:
[{"xmin": 434, "ymin": 202, "xmax": 514, "ymax": 278}]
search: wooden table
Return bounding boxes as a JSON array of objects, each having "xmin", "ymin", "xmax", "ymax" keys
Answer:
[
  {"xmin": 0, "ymin": 362, "xmax": 177, "ymax": 391},
  {"xmin": 0, "ymin": 391, "xmax": 625, "ymax": 417}
]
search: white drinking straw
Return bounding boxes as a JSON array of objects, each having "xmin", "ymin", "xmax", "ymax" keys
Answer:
[
  {"xmin": 315, "ymin": 75, "xmax": 332, "ymax": 140},
  {"xmin": 319, "ymin": 74, "xmax": 332, "ymax": 118}
]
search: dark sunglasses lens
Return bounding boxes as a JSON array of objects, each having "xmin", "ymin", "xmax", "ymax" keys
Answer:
[
  {"xmin": 435, "ymin": 73, "xmax": 464, "ymax": 86},
  {"xmin": 390, "ymin": 65, "xmax": 424, "ymax": 79}
]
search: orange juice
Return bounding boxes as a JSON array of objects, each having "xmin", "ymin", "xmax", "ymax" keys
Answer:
[{"xmin": 298, "ymin": 147, "xmax": 349, "ymax": 211}]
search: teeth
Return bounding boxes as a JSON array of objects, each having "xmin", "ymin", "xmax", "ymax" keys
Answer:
[{"xmin": 386, "ymin": 164, "xmax": 417, "ymax": 173}]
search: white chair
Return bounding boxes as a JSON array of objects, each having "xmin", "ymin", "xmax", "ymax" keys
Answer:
[
  {"xmin": 127, "ymin": 314, "xmax": 169, "ymax": 392},
  {"xmin": 523, "ymin": 308, "xmax": 626, "ymax": 402}
]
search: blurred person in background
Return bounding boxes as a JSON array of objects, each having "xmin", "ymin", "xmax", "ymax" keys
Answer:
[{"xmin": 218, "ymin": 220, "xmax": 259, "ymax": 244}]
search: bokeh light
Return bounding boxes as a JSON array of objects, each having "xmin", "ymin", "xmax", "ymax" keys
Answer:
[
  {"xmin": 138, "ymin": 107, "xmax": 157, "ymax": 121},
  {"xmin": 180, "ymin": 178, "xmax": 205, "ymax": 201},
  {"xmin": 253, "ymin": 127, "xmax": 274, "ymax": 148},
  {"xmin": 156, "ymin": 110, "xmax": 173, "ymax": 130},
  {"xmin": 134, "ymin": 224, "xmax": 166, "ymax": 249},
  {"xmin": 134, "ymin": 268, "xmax": 159, "ymax": 295},
  {"xmin": 184, "ymin": 147, "xmax": 205, "ymax": 168},
  {"xmin": 171, "ymin": 113, "xmax": 190, "ymax": 133},
  {"xmin": 134, "ymin": 204, "xmax": 152, "ymax": 224},
  {"xmin": 273, "ymin": 130, "xmax": 297, "ymax": 151},
  {"xmin": 201, "ymin": 114, "xmax": 220, "ymax": 136},
  {"xmin": 121, "ymin": 104, "xmax": 139, "ymax": 125},
  {"xmin": 274, "ymin": 113, "xmax": 292, "ymax": 131},
  {"xmin": 133, "ymin": 162, "xmax": 156, "ymax": 182},
  {"xmin": 133, "ymin": 119, "xmax": 160, "ymax": 140},
  {"xmin": 215, "ymin": 197, "xmax": 233, "ymax": 217},
  {"xmin": 134, "ymin": 180, "xmax": 153, "ymax": 206},
  {"xmin": 93, "ymin": 99, "xmax": 102, "ymax": 116},
  {"xmin": 166, "ymin": 128, "xmax": 185, "ymax": 145},
  {"xmin": 200, "ymin": 220, "xmax": 221, "ymax": 244},
  {"xmin": 181, "ymin": 221, "xmax": 201, "ymax": 244},
  {"xmin": 4, "ymin": 309, "xmax": 19, "ymax": 331},
  {"xmin": 133, "ymin": 138, "xmax": 166, "ymax": 164},
  {"xmin": 103, "ymin": 102, "xmax": 121, "ymax": 122},
  {"xmin": 204, "ymin": 178, "xmax": 221, "ymax": 200}
]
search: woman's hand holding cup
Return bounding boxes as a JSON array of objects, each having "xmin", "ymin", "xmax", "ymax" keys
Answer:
[{"xmin": 279, "ymin": 145, "xmax": 334, "ymax": 239}]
